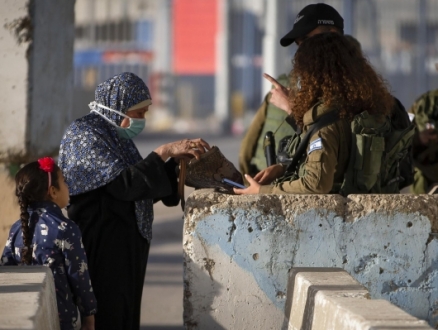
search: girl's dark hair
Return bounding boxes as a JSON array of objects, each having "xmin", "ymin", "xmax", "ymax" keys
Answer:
[
  {"xmin": 289, "ymin": 33, "xmax": 394, "ymax": 127},
  {"xmin": 15, "ymin": 161, "xmax": 60, "ymax": 264}
]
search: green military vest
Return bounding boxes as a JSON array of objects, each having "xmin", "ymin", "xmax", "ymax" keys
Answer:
[
  {"xmin": 250, "ymin": 74, "xmax": 296, "ymax": 171},
  {"xmin": 274, "ymin": 131, "xmax": 306, "ymax": 184},
  {"xmin": 274, "ymin": 106, "xmax": 413, "ymax": 195}
]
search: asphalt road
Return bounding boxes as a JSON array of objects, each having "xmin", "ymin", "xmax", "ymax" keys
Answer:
[{"xmin": 134, "ymin": 132, "xmax": 241, "ymax": 329}]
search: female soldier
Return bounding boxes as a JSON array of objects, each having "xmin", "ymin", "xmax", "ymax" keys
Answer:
[
  {"xmin": 235, "ymin": 33, "xmax": 394, "ymax": 195},
  {"xmin": 59, "ymin": 72, "xmax": 210, "ymax": 329}
]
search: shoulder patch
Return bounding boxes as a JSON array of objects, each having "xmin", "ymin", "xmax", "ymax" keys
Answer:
[{"xmin": 308, "ymin": 138, "xmax": 323, "ymax": 154}]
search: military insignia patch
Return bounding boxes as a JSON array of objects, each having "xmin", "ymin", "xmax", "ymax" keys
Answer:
[{"xmin": 308, "ymin": 138, "xmax": 323, "ymax": 154}]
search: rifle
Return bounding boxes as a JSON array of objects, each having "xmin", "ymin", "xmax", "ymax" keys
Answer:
[{"xmin": 264, "ymin": 131, "xmax": 277, "ymax": 167}]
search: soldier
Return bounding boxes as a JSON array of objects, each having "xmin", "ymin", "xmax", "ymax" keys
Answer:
[
  {"xmin": 238, "ymin": 3, "xmax": 344, "ymax": 177},
  {"xmin": 409, "ymin": 87, "xmax": 438, "ymax": 194},
  {"xmin": 234, "ymin": 33, "xmax": 394, "ymax": 195}
]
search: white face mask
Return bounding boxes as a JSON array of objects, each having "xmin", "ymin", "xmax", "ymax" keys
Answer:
[{"xmin": 88, "ymin": 101, "xmax": 146, "ymax": 139}]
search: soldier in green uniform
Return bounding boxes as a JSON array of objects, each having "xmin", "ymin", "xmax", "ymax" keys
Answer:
[
  {"xmin": 238, "ymin": 3, "xmax": 344, "ymax": 177},
  {"xmin": 409, "ymin": 89, "xmax": 438, "ymax": 193},
  {"xmin": 234, "ymin": 33, "xmax": 394, "ymax": 195},
  {"xmin": 238, "ymin": 74, "xmax": 292, "ymax": 177}
]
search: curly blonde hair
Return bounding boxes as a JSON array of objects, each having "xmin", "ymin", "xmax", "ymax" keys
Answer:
[{"xmin": 289, "ymin": 33, "xmax": 394, "ymax": 127}]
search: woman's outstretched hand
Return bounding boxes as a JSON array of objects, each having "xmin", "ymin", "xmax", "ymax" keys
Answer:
[
  {"xmin": 263, "ymin": 73, "xmax": 291, "ymax": 115},
  {"xmin": 154, "ymin": 138, "xmax": 211, "ymax": 161}
]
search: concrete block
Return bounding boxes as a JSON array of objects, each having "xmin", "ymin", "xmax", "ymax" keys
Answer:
[
  {"xmin": 311, "ymin": 298, "xmax": 432, "ymax": 330},
  {"xmin": 286, "ymin": 268, "xmax": 369, "ymax": 329},
  {"xmin": 286, "ymin": 268, "xmax": 431, "ymax": 330},
  {"xmin": 183, "ymin": 191, "xmax": 438, "ymax": 329},
  {"xmin": 0, "ymin": 266, "xmax": 60, "ymax": 330}
]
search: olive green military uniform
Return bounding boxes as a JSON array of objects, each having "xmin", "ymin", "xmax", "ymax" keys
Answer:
[
  {"xmin": 239, "ymin": 74, "xmax": 295, "ymax": 177},
  {"xmin": 408, "ymin": 89, "xmax": 438, "ymax": 194},
  {"xmin": 260, "ymin": 102, "xmax": 351, "ymax": 194}
]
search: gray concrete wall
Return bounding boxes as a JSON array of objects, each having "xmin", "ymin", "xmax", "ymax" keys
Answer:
[
  {"xmin": 0, "ymin": 267, "xmax": 60, "ymax": 330},
  {"xmin": 183, "ymin": 191, "xmax": 438, "ymax": 329},
  {"xmin": 0, "ymin": 0, "xmax": 75, "ymax": 163}
]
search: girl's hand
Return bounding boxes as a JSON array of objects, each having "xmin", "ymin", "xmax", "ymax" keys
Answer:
[
  {"xmin": 154, "ymin": 138, "xmax": 211, "ymax": 161},
  {"xmin": 253, "ymin": 164, "xmax": 285, "ymax": 185},
  {"xmin": 263, "ymin": 73, "xmax": 291, "ymax": 114},
  {"xmin": 80, "ymin": 315, "xmax": 95, "ymax": 330},
  {"xmin": 233, "ymin": 175, "xmax": 261, "ymax": 195}
]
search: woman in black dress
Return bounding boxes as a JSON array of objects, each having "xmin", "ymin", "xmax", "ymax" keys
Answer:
[{"xmin": 59, "ymin": 72, "xmax": 209, "ymax": 329}]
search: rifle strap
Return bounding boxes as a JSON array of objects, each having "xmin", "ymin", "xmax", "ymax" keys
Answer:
[
  {"xmin": 273, "ymin": 115, "xmax": 298, "ymax": 136},
  {"xmin": 284, "ymin": 110, "xmax": 340, "ymax": 175}
]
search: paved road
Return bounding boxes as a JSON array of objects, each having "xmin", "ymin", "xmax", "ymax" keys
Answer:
[{"xmin": 134, "ymin": 133, "xmax": 241, "ymax": 329}]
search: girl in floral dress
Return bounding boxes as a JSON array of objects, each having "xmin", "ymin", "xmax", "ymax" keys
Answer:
[{"xmin": 1, "ymin": 157, "xmax": 97, "ymax": 330}]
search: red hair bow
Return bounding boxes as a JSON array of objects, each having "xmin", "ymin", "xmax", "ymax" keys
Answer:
[{"xmin": 38, "ymin": 157, "xmax": 55, "ymax": 173}]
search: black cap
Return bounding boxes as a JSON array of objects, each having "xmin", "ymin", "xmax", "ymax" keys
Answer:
[{"xmin": 280, "ymin": 3, "xmax": 344, "ymax": 47}]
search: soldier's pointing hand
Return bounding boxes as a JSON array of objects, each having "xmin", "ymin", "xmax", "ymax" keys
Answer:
[{"xmin": 263, "ymin": 73, "xmax": 291, "ymax": 115}]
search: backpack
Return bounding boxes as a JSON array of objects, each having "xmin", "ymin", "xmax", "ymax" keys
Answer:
[
  {"xmin": 339, "ymin": 108, "xmax": 415, "ymax": 195},
  {"xmin": 277, "ymin": 103, "xmax": 415, "ymax": 195}
]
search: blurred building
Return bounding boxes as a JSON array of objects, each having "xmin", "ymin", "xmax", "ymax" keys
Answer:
[{"xmin": 73, "ymin": 0, "xmax": 438, "ymax": 131}]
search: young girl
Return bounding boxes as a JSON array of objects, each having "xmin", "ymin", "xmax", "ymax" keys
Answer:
[{"xmin": 1, "ymin": 157, "xmax": 97, "ymax": 330}]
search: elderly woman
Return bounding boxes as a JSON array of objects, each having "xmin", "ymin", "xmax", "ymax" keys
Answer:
[{"xmin": 59, "ymin": 72, "xmax": 209, "ymax": 329}]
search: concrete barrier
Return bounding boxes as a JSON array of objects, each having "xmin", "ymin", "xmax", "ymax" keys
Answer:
[
  {"xmin": 0, "ymin": 0, "xmax": 75, "ymax": 163},
  {"xmin": 0, "ymin": 266, "xmax": 60, "ymax": 330},
  {"xmin": 286, "ymin": 268, "xmax": 431, "ymax": 329},
  {"xmin": 183, "ymin": 191, "xmax": 438, "ymax": 329}
]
